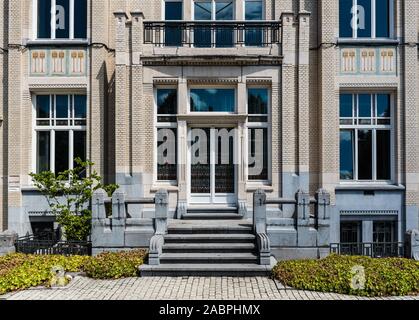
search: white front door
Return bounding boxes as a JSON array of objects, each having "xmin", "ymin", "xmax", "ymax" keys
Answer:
[{"xmin": 189, "ymin": 127, "xmax": 236, "ymax": 205}]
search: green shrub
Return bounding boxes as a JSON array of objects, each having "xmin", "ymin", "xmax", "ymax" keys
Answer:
[
  {"xmin": 272, "ymin": 254, "xmax": 419, "ymax": 297},
  {"xmin": 0, "ymin": 254, "xmax": 88, "ymax": 295},
  {"xmin": 83, "ymin": 250, "xmax": 147, "ymax": 279}
]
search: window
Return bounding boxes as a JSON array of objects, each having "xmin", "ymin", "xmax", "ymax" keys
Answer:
[
  {"xmin": 35, "ymin": 94, "xmax": 87, "ymax": 174},
  {"xmin": 193, "ymin": 0, "xmax": 234, "ymax": 47},
  {"xmin": 339, "ymin": 93, "xmax": 392, "ymax": 181},
  {"xmin": 156, "ymin": 89, "xmax": 178, "ymax": 181},
  {"xmin": 36, "ymin": 0, "xmax": 87, "ymax": 39},
  {"xmin": 373, "ymin": 221, "xmax": 396, "ymax": 243},
  {"xmin": 339, "ymin": 0, "xmax": 392, "ymax": 38},
  {"xmin": 190, "ymin": 89, "xmax": 235, "ymax": 112},
  {"xmin": 340, "ymin": 222, "xmax": 362, "ymax": 243},
  {"xmin": 245, "ymin": 0, "xmax": 263, "ymax": 46},
  {"xmin": 248, "ymin": 88, "xmax": 269, "ymax": 181},
  {"xmin": 165, "ymin": 1, "xmax": 183, "ymax": 47}
]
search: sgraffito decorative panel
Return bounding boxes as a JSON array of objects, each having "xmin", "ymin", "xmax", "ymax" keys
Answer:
[
  {"xmin": 30, "ymin": 48, "xmax": 87, "ymax": 77},
  {"xmin": 340, "ymin": 47, "xmax": 396, "ymax": 75}
]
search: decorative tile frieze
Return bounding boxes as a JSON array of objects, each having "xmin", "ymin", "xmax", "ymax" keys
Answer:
[
  {"xmin": 340, "ymin": 210, "xmax": 398, "ymax": 216},
  {"xmin": 340, "ymin": 47, "xmax": 396, "ymax": 75},
  {"xmin": 30, "ymin": 48, "xmax": 87, "ymax": 77}
]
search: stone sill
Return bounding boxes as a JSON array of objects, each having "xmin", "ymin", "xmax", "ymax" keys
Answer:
[
  {"xmin": 25, "ymin": 39, "xmax": 90, "ymax": 47},
  {"xmin": 337, "ymin": 38, "xmax": 400, "ymax": 46},
  {"xmin": 336, "ymin": 184, "xmax": 405, "ymax": 191}
]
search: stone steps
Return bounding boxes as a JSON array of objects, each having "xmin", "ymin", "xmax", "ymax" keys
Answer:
[
  {"xmin": 164, "ymin": 233, "xmax": 256, "ymax": 243},
  {"xmin": 159, "ymin": 252, "xmax": 258, "ymax": 264},
  {"xmin": 163, "ymin": 243, "xmax": 256, "ymax": 253},
  {"xmin": 182, "ymin": 213, "xmax": 243, "ymax": 220}
]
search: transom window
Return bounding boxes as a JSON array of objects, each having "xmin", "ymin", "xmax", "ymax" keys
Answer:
[
  {"xmin": 248, "ymin": 88, "xmax": 269, "ymax": 181},
  {"xmin": 35, "ymin": 94, "xmax": 87, "ymax": 174},
  {"xmin": 339, "ymin": 0, "xmax": 393, "ymax": 39},
  {"xmin": 36, "ymin": 0, "xmax": 87, "ymax": 39},
  {"xmin": 339, "ymin": 93, "xmax": 392, "ymax": 181},
  {"xmin": 156, "ymin": 88, "xmax": 178, "ymax": 181},
  {"xmin": 190, "ymin": 88, "xmax": 236, "ymax": 113}
]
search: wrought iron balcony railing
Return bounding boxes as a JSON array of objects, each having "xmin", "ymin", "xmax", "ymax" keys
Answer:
[
  {"xmin": 144, "ymin": 21, "xmax": 281, "ymax": 47},
  {"xmin": 330, "ymin": 242, "xmax": 405, "ymax": 258}
]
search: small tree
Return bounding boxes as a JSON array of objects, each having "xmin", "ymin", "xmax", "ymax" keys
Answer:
[{"xmin": 30, "ymin": 158, "xmax": 118, "ymax": 241}]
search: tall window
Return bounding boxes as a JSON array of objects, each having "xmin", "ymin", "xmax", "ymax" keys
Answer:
[
  {"xmin": 165, "ymin": 1, "xmax": 183, "ymax": 47},
  {"xmin": 156, "ymin": 89, "xmax": 178, "ymax": 181},
  {"xmin": 245, "ymin": 0, "xmax": 263, "ymax": 46},
  {"xmin": 339, "ymin": 0, "xmax": 392, "ymax": 38},
  {"xmin": 194, "ymin": 0, "xmax": 234, "ymax": 47},
  {"xmin": 373, "ymin": 221, "xmax": 396, "ymax": 243},
  {"xmin": 36, "ymin": 0, "xmax": 87, "ymax": 39},
  {"xmin": 339, "ymin": 93, "xmax": 392, "ymax": 181},
  {"xmin": 35, "ymin": 94, "xmax": 87, "ymax": 174},
  {"xmin": 248, "ymin": 88, "xmax": 269, "ymax": 181},
  {"xmin": 340, "ymin": 222, "xmax": 362, "ymax": 243}
]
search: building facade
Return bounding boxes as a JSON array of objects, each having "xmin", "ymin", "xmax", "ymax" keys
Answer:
[{"xmin": 0, "ymin": 0, "xmax": 418, "ymax": 259}]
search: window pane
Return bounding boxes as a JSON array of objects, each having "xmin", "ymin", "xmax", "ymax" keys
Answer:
[
  {"xmin": 215, "ymin": 2, "xmax": 234, "ymax": 47},
  {"xmin": 248, "ymin": 128, "xmax": 268, "ymax": 180},
  {"xmin": 37, "ymin": 131, "xmax": 50, "ymax": 173},
  {"xmin": 56, "ymin": 95, "xmax": 69, "ymax": 118},
  {"xmin": 56, "ymin": 0, "xmax": 70, "ymax": 38},
  {"xmin": 373, "ymin": 221, "xmax": 395, "ymax": 243},
  {"xmin": 358, "ymin": 129, "xmax": 373, "ymax": 180},
  {"xmin": 36, "ymin": 95, "xmax": 50, "ymax": 118},
  {"xmin": 74, "ymin": 0, "xmax": 87, "ymax": 38},
  {"xmin": 340, "ymin": 222, "xmax": 362, "ymax": 243},
  {"xmin": 157, "ymin": 128, "xmax": 177, "ymax": 180},
  {"xmin": 55, "ymin": 131, "xmax": 69, "ymax": 174},
  {"xmin": 194, "ymin": 1, "xmax": 212, "ymax": 20},
  {"xmin": 340, "ymin": 94, "xmax": 353, "ymax": 118},
  {"xmin": 358, "ymin": 94, "xmax": 371, "ymax": 117},
  {"xmin": 339, "ymin": 0, "xmax": 353, "ymax": 37},
  {"xmin": 245, "ymin": 0, "xmax": 263, "ymax": 45},
  {"xmin": 190, "ymin": 89, "xmax": 235, "ymax": 112},
  {"xmin": 340, "ymin": 130, "xmax": 354, "ymax": 180},
  {"xmin": 248, "ymin": 89, "xmax": 268, "ymax": 114},
  {"xmin": 165, "ymin": 1, "xmax": 183, "ymax": 46},
  {"xmin": 73, "ymin": 131, "xmax": 86, "ymax": 173},
  {"xmin": 357, "ymin": 0, "xmax": 372, "ymax": 38},
  {"xmin": 377, "ymin": 130, "xmax": 391, "ymax": 180},
  {"xmin": 74, "ymin": 95, "xmax": 87, "ymax": 118},
  {"xmin": 38, "ymin": 0, "xmax": 52, "ymax": 38},
  {"xmin": 194, "ymin": 1, "xmax": 212, "ymax": 47},
  {"xmin": 376, "ymin": 0, "xmax": 390, "ymax": 38},
  {"xmin": 157, "ymin": 89, "xmax": 177, "ymax": 115},
  {"xmin": 377, "ymin": 94, "xmax": 390, "ymax": 117}
]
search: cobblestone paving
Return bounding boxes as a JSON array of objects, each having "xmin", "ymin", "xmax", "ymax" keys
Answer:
[{"xmin": 1, "ymin": 276, "xmax": 418, "ymax": 300}]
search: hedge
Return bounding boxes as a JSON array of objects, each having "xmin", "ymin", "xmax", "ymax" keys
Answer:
[
  {"xmin": 272, "ymin": 254, "xmax": 419, "ymax": 297},
  {"xmin": 0, "ymin": 250, "xmax": 147, "ymax": 295}
]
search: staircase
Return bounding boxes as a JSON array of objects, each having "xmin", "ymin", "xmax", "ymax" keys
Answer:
[{"xmin": 140, "ymin": 208, "xmax": 274, "ymax": 276}]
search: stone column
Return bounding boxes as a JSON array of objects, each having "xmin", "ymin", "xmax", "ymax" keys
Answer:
[
  {"xmin": 237, "ymin": 121, "xmax": 247, "ymax": 217},
  {"xmin": 177, "ymin": 120, "xmax": 188, "ymax": 218}
]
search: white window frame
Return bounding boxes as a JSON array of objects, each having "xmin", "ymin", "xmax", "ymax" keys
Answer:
[
  {"xmin": 32, "ymin": 94, "xmax": 87, "ymax": 174},
  {"xmin": 246, "ymin": 86, "xmax": 271, "ymax": 184},
  {"xmin": 339, "ymin": 93, "xmax": 394, "ymax": 183},
  {"xmin": 33, "ymin": 0, "xmax": 86, "ymax": 40},
  {"xmin": 341, "ymin": 0, "xmax": 395, "ymax": 39},
  {"xmin": 154, "ymin": 87, "xmax": 179, "ymax": 185}
]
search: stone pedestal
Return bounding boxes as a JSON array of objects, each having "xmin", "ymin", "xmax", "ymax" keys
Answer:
[{"xmin": 0, "ymin": 230, "xmax": 18, "ymax": 256}]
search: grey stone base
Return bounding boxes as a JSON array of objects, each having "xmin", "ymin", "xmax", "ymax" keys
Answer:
[
  {"xmin": 271, "ymin": 247, "xmax": 331, "ymax": 261},
  {"xmin": 92, "ymin": 247, "xmax": 148, "ymax": 256}
]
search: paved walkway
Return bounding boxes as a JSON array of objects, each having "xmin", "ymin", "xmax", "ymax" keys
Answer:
[{"xmin": 1, "ymin": 276, "xmax": 418, "ymax": 300}]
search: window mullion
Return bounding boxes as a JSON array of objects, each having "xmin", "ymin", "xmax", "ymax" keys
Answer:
[
  {"xmin": 51, "ymin": 0, "xmax": 56, "ymax": 39},
  {"xmin": 69, "ymin": 129, "xmax": 74, "ymax": 170},
  {"xmin": 371, "ymin": 0, "xmax": 376, "ymax": 38},
  {"xmin": 372, "ymin": 128, "xmax": 377, "ymax": 180},
  {"xmin": 70, "ymin": 0, "xmax": 74, "ymax": 39},
  {"xmin": 353, "ymin": 0, "xmax": 357, "ymax": 38},
  {"xmin": 51, "ymin": 129, "xmax": 56, "ymax": 173}
]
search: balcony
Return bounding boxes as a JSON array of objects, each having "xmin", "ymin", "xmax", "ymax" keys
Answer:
[{"xmin": 143, "ymin": 20, "xmax": 281, "ymax": 48}]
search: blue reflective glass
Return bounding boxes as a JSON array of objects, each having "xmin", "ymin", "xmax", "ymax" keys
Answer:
[
  {"xmin": 216, "ymin": 2, "xmax": 234, "ymax": 47},
  {"xmin": 248, "ymin": 89, "xmax": 268, "ymax": 114},
  {"xmin": 340, "ymin": 94, "xmax": 353, "ymax": 117},
  {"xmin": 56, "ymin": 95, "xmax": 69, "ymax": 118},
  {"xmin": 358, "ymin": 94, "xmax": 371, "ymax": 117},
  {"xmin": 74, "ymin": 0, "xmax": 87, "ymax": 39},
  {"xmin": 194, "ymin": 2, "xmax": 212, "ymax": 47},
  {"xmin": 376, "ymin": 0, "xmax": 390, "ymax": 38},
  {"xmin": 38, "ymin": 0, "xmax": 52, "ymax": 38},
  {"xmin": 191, "ymin": 89, "xmax": 235, "ymax": 112},
  {"xmin": 245, "ymin": 0, "xmax": 263, "ymax": 46},
  {"xmin": 357, "ymin": 0, "xmax": 371, "ymax": 38},
  {"xmin": 74, "ymin": 95, "xmax": 87, "ymax": 118},
  {"xmin": 37, "ymin": 95, "xmax": 50, "ymax": 118},
  {"xmin": 340, "ymin": 130, "xmax": 354, "ymax": 180},
  {"xmin": 358, "ymin": 129, "xmax": 372, "ymax": 180},
  {"xmin": 157, "ymin": 89, "xmax": 177, "ymax": 114},
  {"xmin": 377, "ymin": 94, "xmax": 391, "ymax": 117},
  {"xmin": 339, "ymin": 0, "xmax": 353, "ymax": 37},
  {"xmin": 165, "ymin": 2, "xmax": 183, "ymax": 46},
  {"xmin": 56, "ymin": 0, "xmax": 70, "ymax": 38}
]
